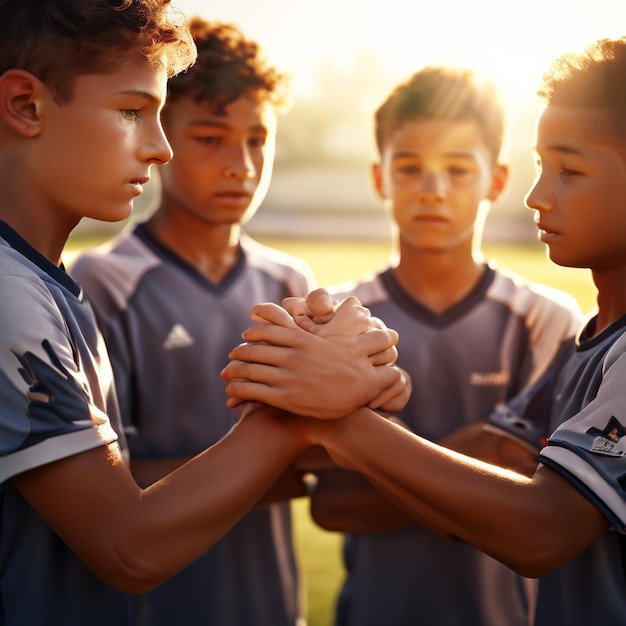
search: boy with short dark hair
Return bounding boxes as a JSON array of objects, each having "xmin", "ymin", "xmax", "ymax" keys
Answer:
[
  {"xmin": 71, "ymin": 18, "xmax": 314, "ymax": 626},
  {"xmin": 0, "ymin": 2, "xmax": 401, "ymax": 624},
  {"xmin": 307, "ymin": 67, "xmax": 581, "ymax": 626},
  {"xmin": 222, "ymin": 36, "xmax": 626, "ymax": 626}
]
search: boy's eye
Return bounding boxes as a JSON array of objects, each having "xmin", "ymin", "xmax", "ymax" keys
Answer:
[
  {"xmin": 195, "ymin": 136, "xmax": 222, "ymax": 146},
  {"xmin": 396, "ymin": 164, "xmax": 421, "ymax": 176},
  {"xmin": 248, "ymin": 136, "xmax": 267, "ymax": 148},
  {"xmin": 122, "ymin": 109, "xmax": 139, "ymax": 122},
  {"xmin": 448, "ymin": 166, "xmax": 472, "ymax": 177},
  {"xmin": 561, "ymin": 167, "xmax": 581, "ymax": 178}
]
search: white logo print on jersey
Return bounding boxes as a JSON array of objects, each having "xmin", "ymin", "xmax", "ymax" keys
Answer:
[
  {"xmin": 163, "ymin": 324, "xmax": 195, "ymax": 350},
  {"xmin": 469, "ymin": 370, "xmax": 509, "ymax": 386}
]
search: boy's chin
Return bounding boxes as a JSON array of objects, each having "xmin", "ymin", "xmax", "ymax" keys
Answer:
[{"xmin": 89, "ymin": 205, "xmax": 134, "ymax": 224}]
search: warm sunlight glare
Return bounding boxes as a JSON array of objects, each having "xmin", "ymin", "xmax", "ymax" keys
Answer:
[{"xmin": 176, "ymin": 0, "xmax": 626, "ymax": 113}]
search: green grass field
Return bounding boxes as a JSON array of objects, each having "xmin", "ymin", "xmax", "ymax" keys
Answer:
[{"xmin": 66, "ymin": 234, "xmax": 598, "ymax": 626}]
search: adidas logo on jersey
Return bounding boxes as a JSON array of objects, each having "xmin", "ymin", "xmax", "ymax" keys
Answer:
[{"xmin": 163, "ymin": 324, "xmax": 195, "ymax": 350}]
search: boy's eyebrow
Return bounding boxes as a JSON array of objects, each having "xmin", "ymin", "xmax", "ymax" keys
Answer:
[
  {"xmin": 538, "ymin": 143, "xmax": 584, "ymax": 156},
  {"xmin": 120, "ymin": 89, "xmax": 163, "ymax": 104},
  {"xmin": 391, "ymin": 149, "xmax": 478, "ymax": 160},
  {"xmin": 186, "ymin": 119, "xmax": 269, "ymax": 134}
]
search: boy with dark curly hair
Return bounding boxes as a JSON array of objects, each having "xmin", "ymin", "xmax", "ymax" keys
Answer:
[{"xmin": 71, "ymin": 17, "xmax": 314, "ymax": 626}]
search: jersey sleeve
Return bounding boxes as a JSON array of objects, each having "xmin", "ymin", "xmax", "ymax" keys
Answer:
[
  {"xmin": 539, "ymin": 334, "xmax": 626, "ymax": 531},
  {"xmin": 485, "ymin": 339, "xmax": 576, "ymax": 451},
  {"xmin": 0, "ymin": 274, "xmax": 117, "ymax": 483}
]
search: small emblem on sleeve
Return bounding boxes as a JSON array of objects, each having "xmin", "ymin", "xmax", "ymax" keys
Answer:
[{"xmin": 588, "ymin": 416, "xmax": 626, "ymax": 457}]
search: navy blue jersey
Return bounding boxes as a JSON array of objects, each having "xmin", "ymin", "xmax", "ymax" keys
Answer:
[
  {"xmin": 330, "ymin": 265, "xmax": 581, "ymax": 626},
  {"xmin": 71, "ymin": 223, "xmax": 315, "ymax": 626},
  {"xmin": 527, "ymin": 315, "xmax": 626, "ymax": 625},
  {"xmin": 0, "ymin": 221, "xmax": 131, "ymax": 625}
]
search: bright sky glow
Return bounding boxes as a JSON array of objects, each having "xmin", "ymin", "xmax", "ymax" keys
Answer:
[{"xmin": 175, "ymin": 0, "xmax": 626, "ymax": 111}]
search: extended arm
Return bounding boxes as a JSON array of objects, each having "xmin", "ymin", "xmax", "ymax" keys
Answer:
[
  {"xmin": 310, "ymin": 420, "xmax": 539, "ymax": 533},
  {"xmin": 12, "ymin": 404, "xmax": 312, "ymax": 594},
  {"xmin": 311, "ymin": 408, "xmax": 608, "ymax": 577},
  {"xmin": 129, "ymin": 454, "xmax": 309, "ymax": 505},
  {"xmin": 221, "ymin": 294, "xmax": 607, "ymax": 575}
]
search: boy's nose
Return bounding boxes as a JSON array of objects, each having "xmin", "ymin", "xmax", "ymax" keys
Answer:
[
  {"xmin": 524, "ymin": 176, "xmax": 551, "ymax": 212},
  {"xmin": 145, "ymin": 125, "xmax": 173, "ymax": 165},
  {"xmin": 418, "ymin": 171, "xmax": 445, "ymax": 199},
  {"xmin": 224, "ymin": 145, "xmax": 255, "ymax": 179}
]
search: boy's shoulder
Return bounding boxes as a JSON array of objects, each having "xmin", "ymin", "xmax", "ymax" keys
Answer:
[
  {"xmin": 489, "ymin": 262, "xmax": 582, "ymax": 316},
  {"xmin": 1, "ymin": 226, "xmax": 80, "ymax": 300},
  {"xmin": 487, "ymin": 263, "xmax": 583, "ymax": 345},
  {"xmin": 70, "ymin": 226, "xmax": 159, "ymax": 310}
]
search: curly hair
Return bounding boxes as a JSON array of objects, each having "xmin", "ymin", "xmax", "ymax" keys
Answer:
[
  {"xmin": 537, "ymin": 37, "xmax": 626, "ymax": 108},
  {"xmin": 0, "ymin": 0, "xmax": 196, "ymax": 102},
  {"xmin": 374, "ymin": 66, "xmax": 504, "ymax": 164},
  {"xmin": 537, "ymin": 37, "xmax": 626, "ymax": 147},
  {"xmin": 165, "ymin": 18, "xmax": 290, "ymax": 116}
]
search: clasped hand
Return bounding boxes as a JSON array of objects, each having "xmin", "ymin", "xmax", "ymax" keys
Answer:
[{"xmin": 221, "ymin": 288, "xmax": 410, "ymax": 419}]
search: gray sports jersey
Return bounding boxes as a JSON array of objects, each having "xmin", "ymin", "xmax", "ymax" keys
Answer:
[
  {"xmin": 330, "ymin": 265, "xmax": 581, "ymax": 626},
  {"xmin": 532, "ymin": 315, "xmax": 626, "ymax": 625},
  {"xmin": 71, "ymin": 224, "xmax": 315, "ymax": 626},
  {"xmin": 0, "ymin": 221, "xmax": 131, "ymax": 625}
]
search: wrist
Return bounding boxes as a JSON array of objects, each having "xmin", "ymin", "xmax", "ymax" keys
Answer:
[{"xmin": 245, "ymin": 404, "xmax": 317, "ymax": 456}]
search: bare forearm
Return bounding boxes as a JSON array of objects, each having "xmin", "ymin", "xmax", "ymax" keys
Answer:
[
  {"xmin": 255, "ymin": 461, "xmax": 308, "ymax": 506},
  {"xmin": 439, "ymin": 420, "xmax": 540, "ymax": 476},
  {"xmin": 311, "ymin": 421, "xmax": 535, "ymax": 538},
  {"xmin": 131, "ymin": 455, "xmax": 308, "ymax": 506},
  {"xmin": 14, "ymin": 408, "xmax": 311, "ymax": 593},
  {"xmin": 314, "ymin": 408, "xmax": 607, "ymax": 577},
  {"xmin": 134, "ymin": 416, "xmax": 305, "ymax": 577},
  {"xmin": 311, "ymin": 468, "xmax": 416, "ymax": 532},
  {"xmin": 131, "ymin": 456, "xmax": 190, "ymax": 487}
]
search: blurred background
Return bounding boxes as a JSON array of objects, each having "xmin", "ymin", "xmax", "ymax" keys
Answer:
[
  {"xmin": 71, "ymin": 0, "xmax": 626, "ymax": 246},
  {"xmin": 67, "ymin": 4, "xmax": 623, "ymax": 623}
]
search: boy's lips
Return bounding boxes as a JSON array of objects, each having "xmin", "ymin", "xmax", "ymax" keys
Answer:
[
  {"xmin": 535, "ymin": 220, "xmax": 561, "ymax": 240},
  {"xmin": 416, "ymin": 214, "xmax": 447, "ymax": 219},
  {"xmin": 413, "ymin": 213, "xmax": 449, "ymax": 224},
  {"xmin": 129, "ymin": 176, "xmax": 149, "ymax": 196},
  {"xmin": 213, "ymin": 190, "xmax": 253, "ymax": 206}
]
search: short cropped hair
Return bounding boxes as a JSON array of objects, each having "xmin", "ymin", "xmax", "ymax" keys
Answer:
[
  {"xmin": 0, "ymin": 0, "xmax": 196, "ymax": 103},
  {"xmin": 164, "ymin": 18, "xmax": 290, "ymax": 117},
  {"xmin": 537, "ymin": 37, "xmax": 626, "ymax": 144},
  {"xmin": 374, "ymin": 67, "xmax": 504, "ymax": 163}
]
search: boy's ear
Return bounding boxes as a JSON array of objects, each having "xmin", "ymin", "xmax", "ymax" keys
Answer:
[
  {"xmin": 371, "ymin": 162, "xmax": 386, "ymax": 200},
  {"xmin": 486, "ymin": 163, "xmax": 509, "ymax": 202},
  {"xmin": 0, "ymin": 70, "xmax": 46, "ymax": 137}
]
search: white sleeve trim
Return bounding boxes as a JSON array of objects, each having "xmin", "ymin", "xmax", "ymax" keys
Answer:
[{"xmin": 0, "ymin": 422, "xmax": 118, "ymax": 483}]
